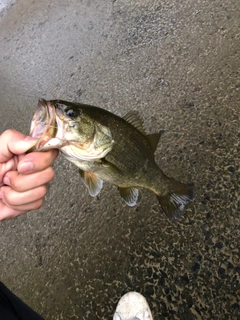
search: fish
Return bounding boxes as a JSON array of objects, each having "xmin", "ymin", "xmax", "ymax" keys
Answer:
[{"xmin": 29, "ymin": 98, "xmax": 194, "ymax": 220}]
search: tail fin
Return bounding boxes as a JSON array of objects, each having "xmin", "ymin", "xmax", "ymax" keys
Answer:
[{"xmin": 156, "ymin": 179, "xmax": 194, "ymax": 221}]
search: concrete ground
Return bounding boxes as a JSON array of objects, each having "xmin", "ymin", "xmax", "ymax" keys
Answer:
[{"xmin": 0, "ymin": 0, "xmax": 239, "ymax": 319}]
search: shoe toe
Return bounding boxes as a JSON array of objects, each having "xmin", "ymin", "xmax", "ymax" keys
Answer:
[{"xmin": 113, "ymin": 292, "xmax": 153, "ymax": 320}]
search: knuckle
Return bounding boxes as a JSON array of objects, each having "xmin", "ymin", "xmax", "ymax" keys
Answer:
[
  {"xmin": 10, "ymin": 176, "xmax": 26, "ymax": 192},
  {"xmin": 39, "ymin": 185, "xmax": 47, "ymax": 198},
  {"xmin": 4, "ymin": 190, "xmax": 16, "ymax": 206},
  {"xmin": 2, "ymin": 129, "xmax": 19, "ymax": 141},
  {"xmin": 9, "ymin": 177, "xmax": 20, "ymax": 191},
  {"xmin": 3, "ymin": 129, "xmax": 15, "ymax": 137},
  {"xmin": 33, "ymin": 199, "xmax": 44, "ymax": 210},
  {"xmin": 47, "ymin": 167, "xmax": 55, "ymax": 181}
]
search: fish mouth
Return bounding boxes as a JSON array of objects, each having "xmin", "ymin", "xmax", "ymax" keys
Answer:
[
  {"xmin": 29, "ymin": 99, "xmax": 114, "ymax": 159},
  {"xmin": 29, "ymin": 98, "xmax": 60, "ymax": 150}
]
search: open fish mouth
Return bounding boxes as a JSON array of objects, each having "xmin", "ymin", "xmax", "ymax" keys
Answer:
[
  {"xmin": 29, "ymin": 98, "xmax": 59, "ymax": 150},
  {"xmin": 29, "ymin": 99, "xmax": 114, "ymax": 158}
]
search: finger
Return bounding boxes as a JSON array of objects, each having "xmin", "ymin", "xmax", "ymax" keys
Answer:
[
  {"xmin": 0, "ymin": 203, "xmax": 26, "ymax": 221},
  {"xmin": 4, "ymin": 167, "xmax": 55, "ymax": 192},
  {"xmin": 0, "ymin": 185, "xmax": 47, "ymax": 207},
  {"xmin": 0, "ymin": 157, "xmax": 17, "ymax": 185},
  {"xmin": 0, "ymin": 200, "xmax": 43, "ymax": 221},
  {"xmin": 2, "ymin": 198, "xmax": 44, "ymax": 212},
  {"xmin": 0, "ymin": 130, "xmax": 37, "ymax": 163},
  {"xmin": 18, "ymin": 149, "xmax": 59, "ymax": 174}
]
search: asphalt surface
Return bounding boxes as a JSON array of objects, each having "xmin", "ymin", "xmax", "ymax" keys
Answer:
[{"xmin": 0, "ymin": 0, "xmax": 239, "ymax": 319}]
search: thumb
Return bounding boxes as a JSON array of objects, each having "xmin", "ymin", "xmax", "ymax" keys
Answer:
[
  {"xmin": 8, "ymin": 136, "xmax": 37, "ymax": 155},
  {"xmin": 0, "ymin": 130, "xmax": 37, "ymax": 163}
]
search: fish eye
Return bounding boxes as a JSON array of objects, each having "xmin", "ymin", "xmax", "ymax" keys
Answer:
[{"xmin": 66, "ymin": 109, "xmax": 77, "ymax": 118}]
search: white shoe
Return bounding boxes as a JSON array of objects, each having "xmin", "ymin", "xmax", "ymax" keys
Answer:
[{"xmin": 113, "ymin": 292, "xmax": 153, "ymax": 320}]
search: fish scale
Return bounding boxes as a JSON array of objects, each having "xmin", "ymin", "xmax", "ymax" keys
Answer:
[{"xmin": 29, "ymin": 99, "xmax": 194, "ymax": 220}]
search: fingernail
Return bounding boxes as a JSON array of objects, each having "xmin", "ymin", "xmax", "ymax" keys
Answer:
[
  {"xmin": 3, "ymin": 176, "xmax": 10, "ymax": 186},
  {"xmin": 18, "ymin": 161, "xmax": 34, "ymax": 174}
]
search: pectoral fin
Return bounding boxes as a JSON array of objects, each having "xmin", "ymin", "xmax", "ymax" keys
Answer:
[
  {"xmin": 79, "ymin": 169, "xmax": 103, "ymax": 197},
  {"xmin": 118, "ymin": 186, "xmax": 142, "ymax": 207}
]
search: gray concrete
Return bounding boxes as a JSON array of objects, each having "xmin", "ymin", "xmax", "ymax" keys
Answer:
[{"xmin": 0, "ymin": 0, "xmax": 239, "ymax": 319}]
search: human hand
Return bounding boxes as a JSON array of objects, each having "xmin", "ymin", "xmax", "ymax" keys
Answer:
[{"xmin": 0, "ymin": 130, "xmax": 58, "ymax": 221}]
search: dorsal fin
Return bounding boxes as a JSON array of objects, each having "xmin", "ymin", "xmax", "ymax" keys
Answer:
[
  {"xmin": 123, "ymin": 110, "xmax": 146, "ymax": 134},
  {"xmin": 146, "ymin": 130, "xmax": 164, "ymax": 152}
]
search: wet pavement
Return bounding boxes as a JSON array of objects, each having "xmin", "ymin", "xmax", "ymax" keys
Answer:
[{"xmin": 0, "ymin": 0, "xmax": 239, "ymax": 319}]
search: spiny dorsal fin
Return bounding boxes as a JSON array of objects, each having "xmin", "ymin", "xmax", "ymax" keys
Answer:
[
  {"xmin": 123, "ymin": 110, "xmax": 146, "ymax": 134},
  {"xmin": 146, "ymin": 130, "xmax": 164, "ymax": 153}
]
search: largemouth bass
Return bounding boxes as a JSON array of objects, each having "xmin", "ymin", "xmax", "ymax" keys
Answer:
[{"xmin": 29, "ymin": 99, "xmax": 194, "ymax": 220}]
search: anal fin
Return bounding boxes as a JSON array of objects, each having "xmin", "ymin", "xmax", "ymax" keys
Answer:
[
  {"xmin": 79, "ymin": 169, "xmax": 103, "ymax": 197},
  {"xmin": 157, "ymin": 179, "xmax": 194, "ymax": 221},
  {"xmin": 118, "ymin": 186, "xmax": 142, "ymax": 207}
]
